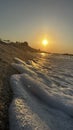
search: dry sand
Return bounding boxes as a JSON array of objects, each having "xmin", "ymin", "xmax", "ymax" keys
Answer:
[{"xmin": 0, "ymin": 42, "xmax": 36, "ymax": 130}]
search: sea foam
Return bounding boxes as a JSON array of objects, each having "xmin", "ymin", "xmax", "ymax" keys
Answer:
[{"xmin": 9, "ymin": 54, "xmax": 73, "ymax": 130}]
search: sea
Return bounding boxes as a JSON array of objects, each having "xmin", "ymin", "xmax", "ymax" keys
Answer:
[{"xmin": 9, "ymin": 53, "xmax": 73, "ymax": 130}]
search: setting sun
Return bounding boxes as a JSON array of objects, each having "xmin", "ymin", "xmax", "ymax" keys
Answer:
[{"xmin": 42, "ymin": 39, "xmax": 48, "ymax": 46}]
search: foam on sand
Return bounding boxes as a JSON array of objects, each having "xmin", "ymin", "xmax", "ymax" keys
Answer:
[{"xmin": 9, "ymin": 57, "xmax": 73, "ymax": 130}]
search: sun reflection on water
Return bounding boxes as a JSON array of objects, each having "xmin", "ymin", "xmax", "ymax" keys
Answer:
[{"xmin": 41, "ymin": 53, "xmax": 46, "ymax": 57}]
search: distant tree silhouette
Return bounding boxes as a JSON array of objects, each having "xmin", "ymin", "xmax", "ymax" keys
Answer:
[
  {"xmin": 4, "ymin": 40, "xmax": 10, "ymax": 43},
  {"xmin": 23, "ymin": 41, "xmax": 28, "ymax": 46}
]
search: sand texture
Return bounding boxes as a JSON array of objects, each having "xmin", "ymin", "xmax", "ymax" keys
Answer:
[{"xmin": 0, "ymin": 41, "xmax": 36, "ymax": 130}]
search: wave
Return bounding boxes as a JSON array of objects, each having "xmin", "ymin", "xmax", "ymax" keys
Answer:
[{"xmin": 9, "ymin": 56, "xmax": 73, "ymax": 130}]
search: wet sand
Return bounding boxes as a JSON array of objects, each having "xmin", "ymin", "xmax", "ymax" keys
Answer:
[{"xmin": 0, "ymin": 42, "xmax": 36, "ymax": 130}]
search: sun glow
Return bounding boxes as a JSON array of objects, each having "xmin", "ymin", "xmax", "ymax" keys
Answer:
[{"xmin": 42, "ymin": 39, "xmax": 48, "ymax": 46}]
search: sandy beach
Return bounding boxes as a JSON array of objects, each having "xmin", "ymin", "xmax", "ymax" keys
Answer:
[
  {"xmin": 0, "ymin": 41, "xmax": 73, "ymax": 130},
  {"xmin": 0, "ymin": 41, "xmax": 36, "ymax": 130},
  {"xmin": 0, "ymin": 1, "xmax": 73, "ymax": 129}
]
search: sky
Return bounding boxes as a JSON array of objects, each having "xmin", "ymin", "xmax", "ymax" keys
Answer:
[{"xmin": 0, "ymin": 0, "xmax": 73, "ymax": 53}]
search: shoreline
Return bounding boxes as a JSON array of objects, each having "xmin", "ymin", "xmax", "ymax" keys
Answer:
[{"xmin": 0, "ymin": 42, "xmax": 37, "ymax": 130}]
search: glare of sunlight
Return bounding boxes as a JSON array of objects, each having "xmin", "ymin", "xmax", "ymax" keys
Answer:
[{"xmin": 42, "ymin": 39, "xmax": 48, "ymax": 46}]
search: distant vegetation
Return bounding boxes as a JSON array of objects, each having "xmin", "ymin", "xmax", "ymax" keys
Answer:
[{"xmin": 0, "ymin": 38, "xmax": 41, "ymax": 52}]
